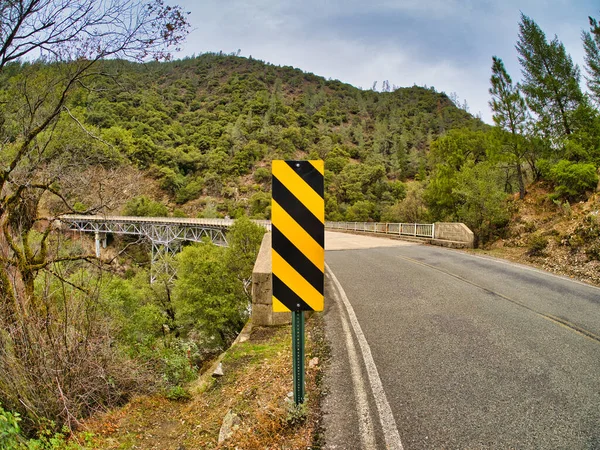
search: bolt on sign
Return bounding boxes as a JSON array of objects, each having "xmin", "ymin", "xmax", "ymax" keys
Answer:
[{"xmin": 271, "ymin": 160, "xmax": 324, "ymax": 312}]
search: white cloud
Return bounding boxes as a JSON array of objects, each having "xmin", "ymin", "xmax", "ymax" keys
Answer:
[{"xmin": 175, "ymin": 0, "xmax": 599, "ymax": 123}]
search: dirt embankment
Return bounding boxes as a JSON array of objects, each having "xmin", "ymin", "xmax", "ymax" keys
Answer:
[{"xmin": 472, "ymin": 184, "xmax": 600, "ymax": 287}]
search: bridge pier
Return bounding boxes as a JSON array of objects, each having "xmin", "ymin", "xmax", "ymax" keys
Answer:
[
  {"xmin": 94, "ymin": 232, "xmax": 108, "ymax": 257},
  {"xmin": 150, "ymin": 241, "xmax": 181, "ymax": 284}
]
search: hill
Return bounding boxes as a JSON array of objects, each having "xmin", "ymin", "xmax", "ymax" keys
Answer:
[{"xmin": 54, "ymin": 53, "xmax": 485, "ymax": 219}]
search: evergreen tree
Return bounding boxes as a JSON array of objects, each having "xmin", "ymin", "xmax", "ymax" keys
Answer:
[
  {"xmin": 582, "ymin": 15, "xmax": 600, "ymax": 104},
  {"xmin": 489, "ymin": 56, "xmax": 529, "ymax": 198},
  {"xmin": 516, "ymin": 13, "xmax": 583, "ymax": 142}
]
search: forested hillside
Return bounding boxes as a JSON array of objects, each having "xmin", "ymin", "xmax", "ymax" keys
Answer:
[{"xmin": 50, "ymin": 53, "xmax": 485, "ymax": 222}]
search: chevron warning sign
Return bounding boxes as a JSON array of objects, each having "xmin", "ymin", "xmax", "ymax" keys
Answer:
[{"xmin": 272, "ymin": 160, "xmax": 324, "ymax": 312}]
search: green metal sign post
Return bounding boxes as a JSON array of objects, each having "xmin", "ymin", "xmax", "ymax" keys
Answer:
[{"xmin": 292, "ymin": 310, "xmax": 305, "ymax": 404}]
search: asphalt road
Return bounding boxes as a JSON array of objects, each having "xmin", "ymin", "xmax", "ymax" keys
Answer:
[{"xmin": 322, "ymin": 231, "xmax": 600, "ymax": 450}]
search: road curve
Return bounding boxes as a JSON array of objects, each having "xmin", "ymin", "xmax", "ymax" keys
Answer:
[{"xmin": 322, "ymin": 231, "xmax": 600, "ymax": 450}]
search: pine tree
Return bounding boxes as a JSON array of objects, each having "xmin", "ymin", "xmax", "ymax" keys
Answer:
[
  {"xmin": 489, "ymin": 56, "xmax": 529, "ymax": 198},
  {"xmin": 516, "ymin": 14, "xmax": 583, "ymax": 142},
  {"xmin": 583, "ymin": 15, "xmax": 600, "ymax": 104}
]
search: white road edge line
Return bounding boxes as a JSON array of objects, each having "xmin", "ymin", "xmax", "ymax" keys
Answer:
[
  {"xmin": 326, "ymin": 262, "xmax": 404, "ymax": 450},
  {"xmin": 326, "ymin": 270, "xmax": 377, "ymax": 450}
]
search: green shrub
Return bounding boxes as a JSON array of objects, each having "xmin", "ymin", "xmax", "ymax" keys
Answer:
[
  {"xmin": 284, "ymin": 395, "xmax": 308, "ymax": 425},
  {"xmin": 324, "ymin": 155, "xmax": 349, "ymax": 174},
  {"xmin": 165, "ymin": 386, "xmax": 191, "ymax": 402},
  {"xmin": 574, "ymin": 214, "xmax": 600, "ymax": 241},
  {"xmin": 253, "ymin": 167, "xmax": 271, "ymax": 184},
  {"xmin": 550, "ymin": 198, "xmax": 572, "ymax": 217},
  {"xmin": 527, "ymin": 234, "xmax": 548, "ymax": 256},
  {"xmin": 0, "ymin": 404, "xmax": 22, "ymax": 449},
  {"xmin": 158, "ymin": 167, "xmax": 186, "ymax": 195},
  {"xmin": 567, "ymin": 234, "xmax": 585, "ymax": 250},
  {"xmin": 160, "ymin": 344, "xmax": 197, "ymax": 387},
  {"xmin": 586, "ymin": 243, "xmax": 600, "ymax": 261},
  {"xmin": 249, "ymin": 192, "xmax": 271, "ymax": 218},
  {"xmin": 72, "ymin": 202, "xmax": 87, "ymax": 213},
  {"xmin": 123, "ymin": 196, "xmax": 168, "ymax": 217},
  {"xmin": 345, "ymin": 200, "xmax": 376, "ymax": 222},
  {"xmin": 198, "ymin": 201, "xmax": 220, "ymax": 218},
  {"xmin": 549, "ymin": 160, "xmax": 598, "ymax": 200},
  {"xmin": 388, "ymin": 181, "xmax": 407, "ymax": 200},
  {"xmin": 175, "ymin": 178, "xmax": 203, "ymax": 204},
  {"xmin": 172, "ymin": 209, "xmax": 187, "ymax": 218},
  {"xmin": 0, "ymin": 406, "xmax": 85, "ymax": 449}
]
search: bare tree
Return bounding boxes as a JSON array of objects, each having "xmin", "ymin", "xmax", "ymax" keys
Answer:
[{"xmin": 0, "ymin": 0, "xmax": 189, "ymax": 434}]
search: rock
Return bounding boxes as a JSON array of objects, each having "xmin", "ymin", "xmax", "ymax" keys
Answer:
[
  {"xmin": 308, "ymin": 357, "xmax": 319, "ymax": 369},
  {"xmin": 212, "ymin": 362, "xmax": 224, "ymax": 377},
  {"xmin": 218, "ymin": 410, "xmax": 241, "ymax": 443}
]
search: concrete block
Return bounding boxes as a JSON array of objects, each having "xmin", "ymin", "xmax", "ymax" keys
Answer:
[
  {"xmin": 434, "ymin": 222, "xmax": 474, "ymax": 248},
  {"xmin": 272, "ymin": 310, "xmax": 291, "ymax": 326},
  {"xmin": 251, "ymin": 233, "xmax": 290, "ymax": 326},
  {"xmin": 252, "ymin": 303, "xmax": 291, "ymax": 327},
  {"xmin": 252, "ymin": 303, "xmax": 273, "ymax": 327}
]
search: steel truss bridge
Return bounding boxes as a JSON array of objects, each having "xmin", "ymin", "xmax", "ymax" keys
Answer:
[
  {"xmin": 60, "ymin": 215, "xmax": 440, "ymax": 282},
  {"xmin": 60, "ymin": 215, "xmax": 271, "ymax": 282}
]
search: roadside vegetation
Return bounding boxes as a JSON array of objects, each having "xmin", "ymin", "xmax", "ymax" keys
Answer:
[
  {"xmin": 0, "ymin": 217, "xmax": 264, "ymax": 448},
  {"xmin": 78, "ymin": 316, "xmax": 327, "ymax": 449}
]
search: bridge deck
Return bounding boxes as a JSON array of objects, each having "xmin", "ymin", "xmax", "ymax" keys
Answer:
[{"xmin": 61, "ymin": 215, "xmax": 271, "ymax": 230}]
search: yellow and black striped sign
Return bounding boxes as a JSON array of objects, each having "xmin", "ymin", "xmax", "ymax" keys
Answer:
[{"xmin": 272, "ymin": 160, "xmax": 324, "ymax": 312}]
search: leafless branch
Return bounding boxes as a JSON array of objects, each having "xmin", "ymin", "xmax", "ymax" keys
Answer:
[{"xmin": 63, "ymin": 106, "xmax": 114, "ymax": 149}]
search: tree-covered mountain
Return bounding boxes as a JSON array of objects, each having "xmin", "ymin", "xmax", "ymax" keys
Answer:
[{"xmin": 48, "ymin": 53, "xmax": 485, "ymax": 219}]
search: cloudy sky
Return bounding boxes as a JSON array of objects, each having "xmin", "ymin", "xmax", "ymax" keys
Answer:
[{"xmin": 175, "ymin": 0, "xmax": 599, "ymax": 123}]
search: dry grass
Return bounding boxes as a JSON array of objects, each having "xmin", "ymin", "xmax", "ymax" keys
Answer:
[
  {"xmin": 466, "ymin": 184, "xmax": 600, "ymax": 287},
  {"xmin": 79, "ymin": 314, "xmax": 327, "ymax": 449}
]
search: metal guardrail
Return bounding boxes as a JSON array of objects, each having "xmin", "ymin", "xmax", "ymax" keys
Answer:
[
  {"xmin": 62, "ymin": 216, "xmax": 432, "ymax": 239},
  {"xmin": 325, "ymin": 221, "xmax": 435, "ymax": 239}
]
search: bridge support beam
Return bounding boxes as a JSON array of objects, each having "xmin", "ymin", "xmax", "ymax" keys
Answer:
[
  {"xmin": 94, "ymin": 232, "xmax": 108, "ymax": 257},
  {"xmin": 150, "ymin": 241, "xmax": 180, "ymax": 284}
]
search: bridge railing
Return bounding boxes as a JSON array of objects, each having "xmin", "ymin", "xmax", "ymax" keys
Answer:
[
  {"xmin": 325, "ymin": 221, "xmax": 435, "ymax": 238},
  {"xmin": 60, "ymin": 215, "xmax": 272, "ymax": 232}
]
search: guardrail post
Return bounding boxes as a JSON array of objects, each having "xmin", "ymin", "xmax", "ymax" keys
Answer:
[{"xmin": 414, "ymin": 223, "xmax": 417, "ymax": 237}]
